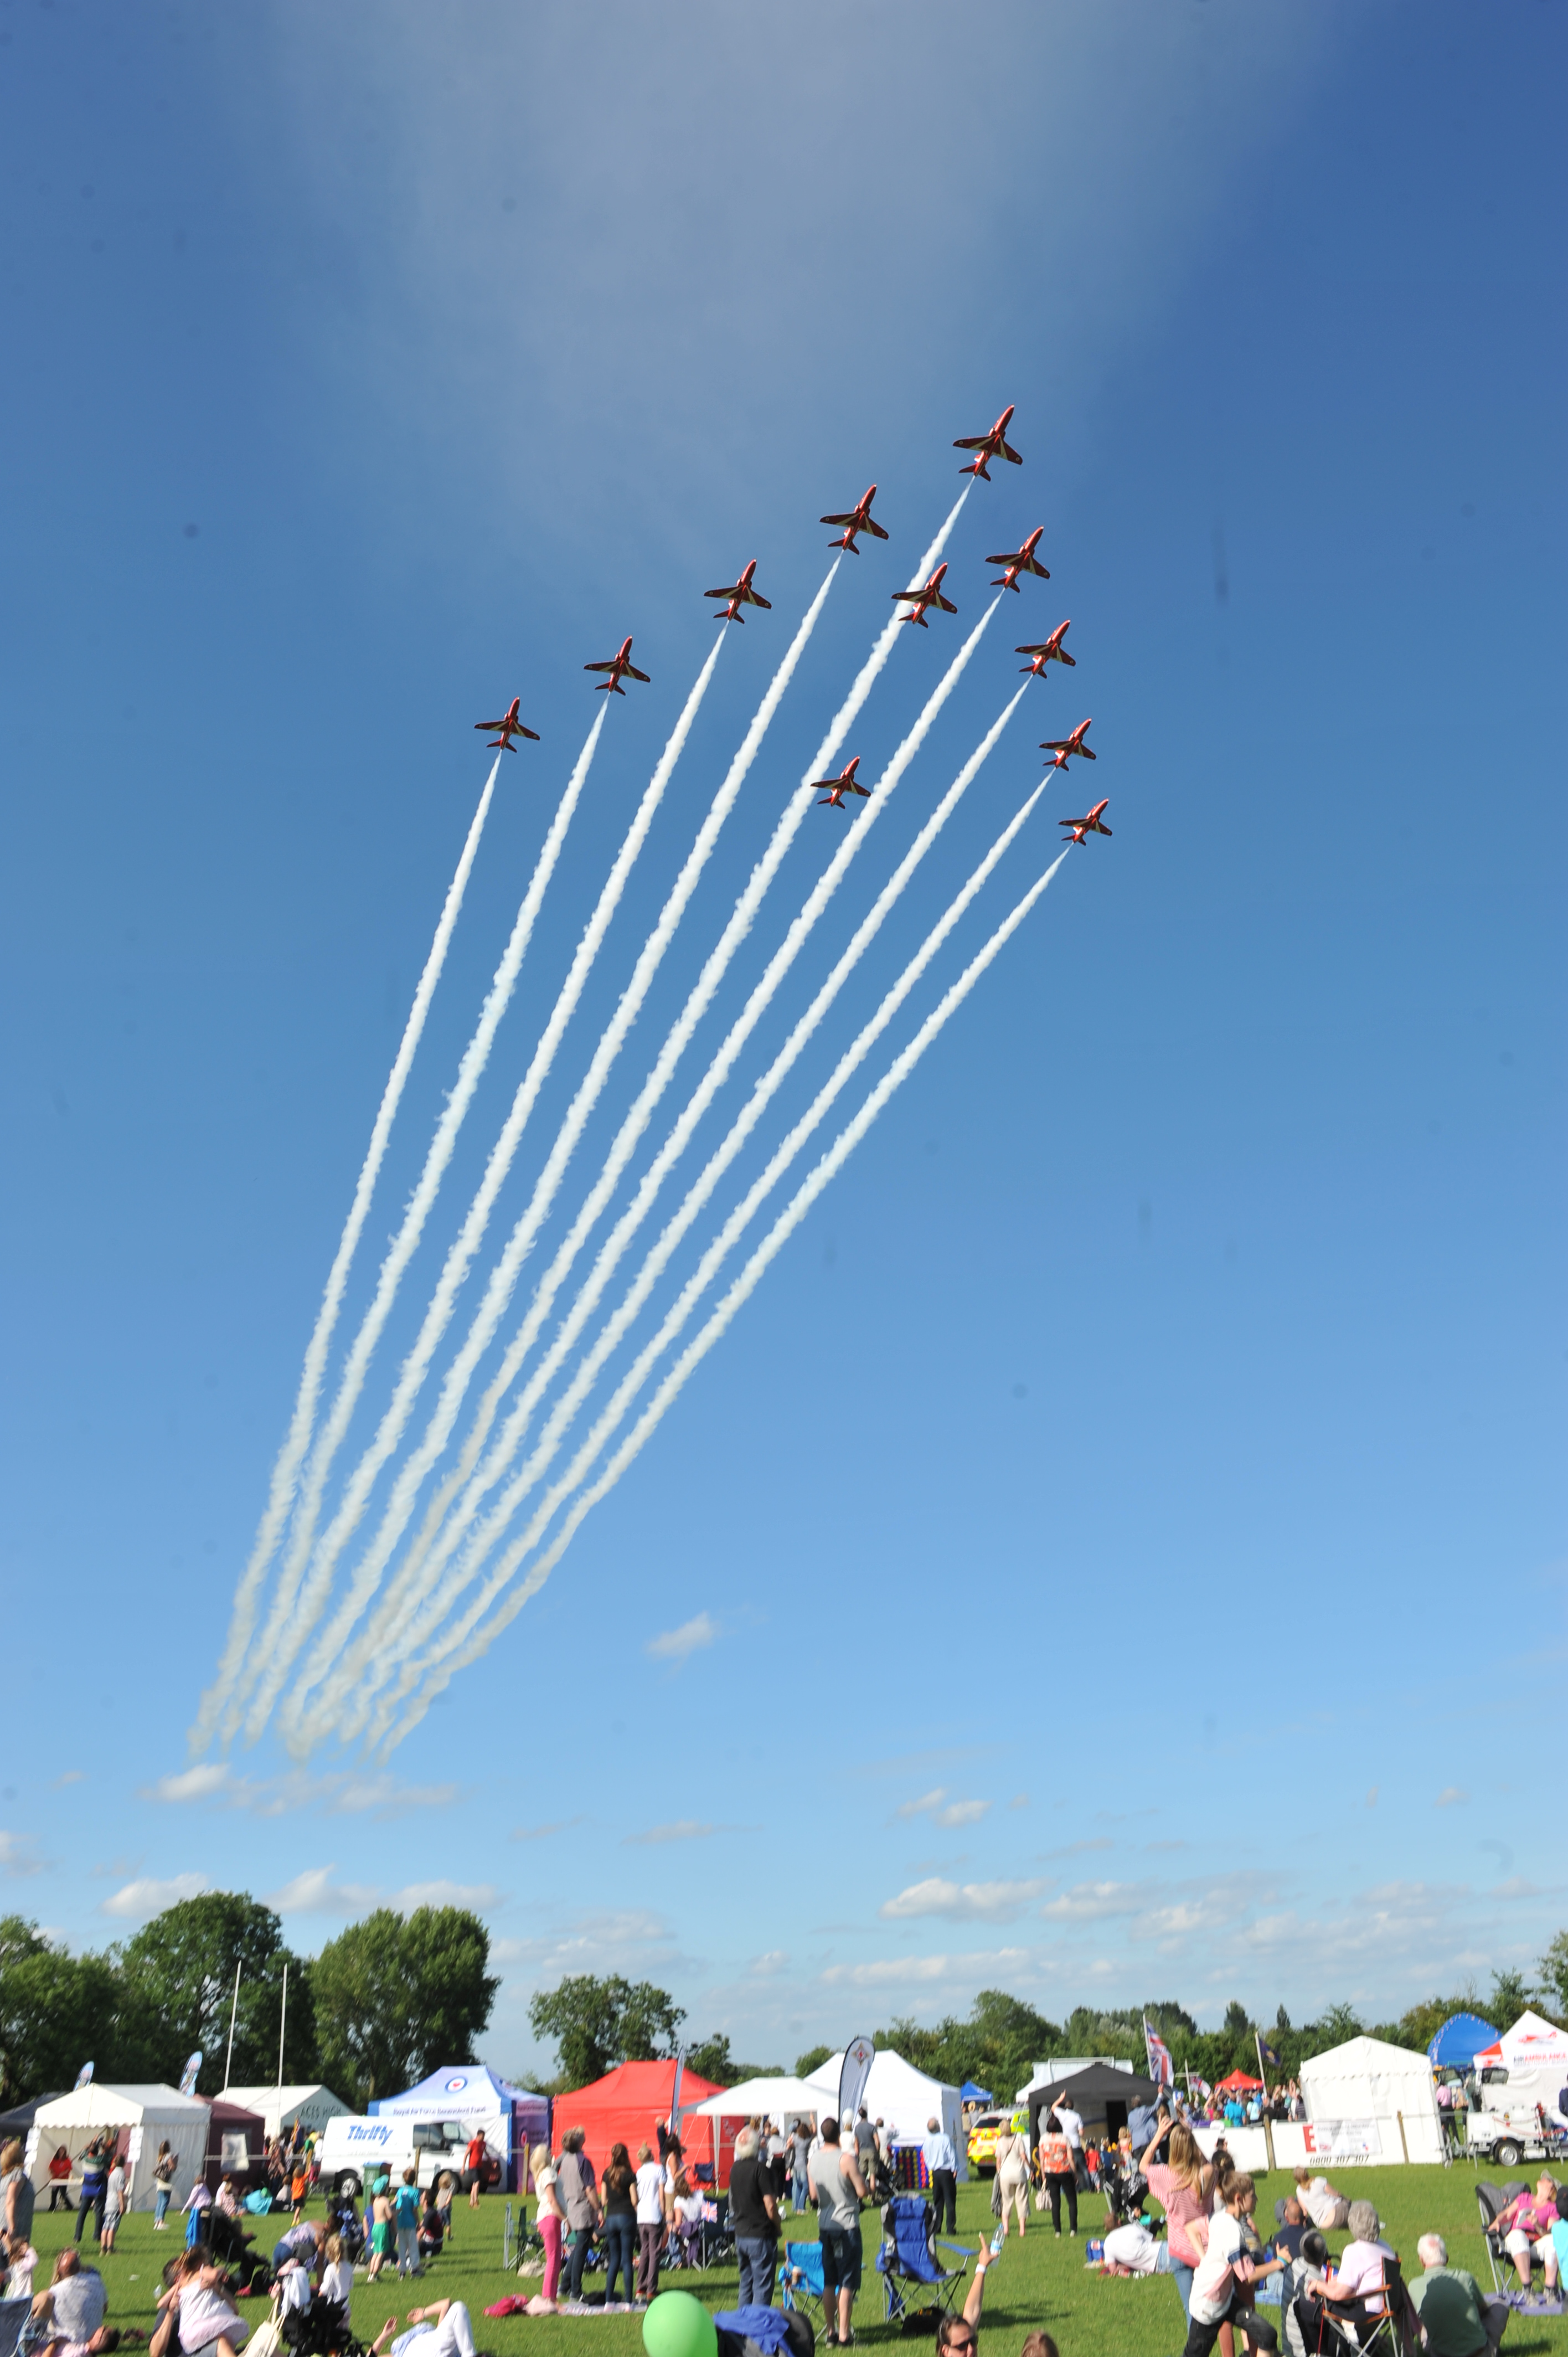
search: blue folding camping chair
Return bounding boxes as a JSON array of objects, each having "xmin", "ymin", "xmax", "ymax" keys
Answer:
[
  {"xmin": 875, "ymin": 2198, "xmax": 974, "ymax": 2327},
  {"xmin": 781, "ymin": 2242, "xmax": 829, "ymax": 2343}
]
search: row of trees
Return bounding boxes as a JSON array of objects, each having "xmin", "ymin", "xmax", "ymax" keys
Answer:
[
  {"xmin": 528, "ymin": 1937, "xmax": 1568, "ymax": 2099},
  {"xmin": 0, "ymin": 1893, "xmax": 497, "ymax": 2111}
]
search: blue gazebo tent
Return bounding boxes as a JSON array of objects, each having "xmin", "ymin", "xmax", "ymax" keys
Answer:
[
  {"xmin": 1427, "ymin": 2013, "xmax": 1500, "ymax": 2071},
  {"xmin": 960, "ymin": 2081, "xmax": 994, "ymax": 2104},
  {"xmin": 369, "ymin": 2062, "xmax": 549, "ymax": 2194}
]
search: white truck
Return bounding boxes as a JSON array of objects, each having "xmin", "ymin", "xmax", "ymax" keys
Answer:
[
  {"xmin": 316, "ymin": 2112, "xmax": 481, "ymax": 2200},
  {"xmin": 1463, "ymin": 2061, "xmax": 1568, "ymax": 2169}
]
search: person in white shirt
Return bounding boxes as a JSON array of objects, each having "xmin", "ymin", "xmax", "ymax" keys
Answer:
[
  {"xmin": 1182, "ymin": 2170, "xmax": 1285, "ymax": 2357},
  {"xmin": 1299, "ymin": 2202, "xmax": 1395, "ymax": 2318},
  {"xmin": 633, "ymin": 2142, "xmax": 668, "ymax": 2304},
  {"xmin": 924, "ymin": 2117, "xmax": 958, "ymax": 2236},
  {"xmin": 319, "ymin": 2235, "xmax": 354, "ymax": 2314},
  {"xmin": 1047, "ymin": 2095, "xmax": 1085, "ymax": 2186},
  {"xmin": 369, "ymin": 2300, "xmax": 477, "ymax": 2357},
  {"xmin": 1101, "ymin": 2221, "xmax": 1176, "ymax": 2276}
]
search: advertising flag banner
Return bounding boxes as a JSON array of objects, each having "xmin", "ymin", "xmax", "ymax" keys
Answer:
[
  {"xmin": 179, "ymin": 2050, "xmax": 204, "ymax": 2097},
  {"xmin": 838, "ymin": 2035, "xmax": 876, "ymax": 2126},
  {"xmin": 75, "ymin": 2062, "xmax": 95, "ymax": 2090},
  {"xmin": 669, "ymin": 2048, "xmax": 685, "ymax": 2132}
]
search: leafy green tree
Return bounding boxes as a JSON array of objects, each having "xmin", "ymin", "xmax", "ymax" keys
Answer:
[
  {"xmin": 795, "ymin": 2045, "xmax": 833, "ymax": 2078},
  {"xmin": 313, "ymin": 1906, "xmax": 496, "ymax": 2108},
  {"xmin": 683, "ymin": 2033, "xmax": 782, "ymax": 2085},
  {"xmin": 1538, "ymin": 1931, "xmax": 1568, "ymax": 2025},
  {"xmin": 527, "ymin": 1974, "xmax": 683, "ymax": 2091},
  {"xmin": 117, "ymin": 1893, "xmax": 314, "ymax": 2091},
  {"xmin": 877, "ymin": 1990, "xmax": 1064, "ymax": 2101},
  {"xmin": 1488, "ymin": 1967, "xmax": 1531, "ymax": 2026},
  {"xmin": 0, "ymin": 1917, "xmax": 159, "ymax": 2103}
]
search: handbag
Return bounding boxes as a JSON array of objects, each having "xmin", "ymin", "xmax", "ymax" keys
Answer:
[{"xmin": 989, "ymin": 2176, "xmax": 1002, "ymax": 2219}]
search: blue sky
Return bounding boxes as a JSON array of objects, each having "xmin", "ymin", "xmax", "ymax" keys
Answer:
[{"xmin": 2, "ymin": 1, "xmax": 1562, "ymax": 2084}]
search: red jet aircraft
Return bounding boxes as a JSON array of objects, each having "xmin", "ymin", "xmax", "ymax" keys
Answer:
[
  {"xmin": 953, "ymin": 404, "xmax": 1022, "ymax": 480},
  {"xmin": 891, "ymin": 562, "xmax": 957, "ymax": 627},
  {"xmin": 1059, "ymin": 798, "xmax": 1111, "ymax": 845},
  {"xmin": 988, "ymin": 526, "xmax": 1050, "ymax": 592},
  {"xmin": 705, "ymin": 559, "xmax": 772, "ymax": 624},
  {"xmin": 811, "ymin": 756, "xmax": 870, "ymax": 811},
  {"xmin": 820, "ymin": 485, "xmax": 889, "ymax": 555},
  {"xmin": 1040, "ymin": 717, "xmax": 1095, "ymax": 769},
  {"xmin": 474, "ymin": 697, "xmax": 540, "ymax": 752},
  {"xmin": 584, "ymin": 637, "xmax": 651, "ymax": 695},
  {"xmin": 1017, "ymin": 620, "xmax": 1074, "ymax": 677}
]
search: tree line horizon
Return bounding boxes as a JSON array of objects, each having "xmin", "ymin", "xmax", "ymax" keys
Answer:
[{"xmin": 4, "ymin": 1893, "xmax": 1564, "ymax": 2112}]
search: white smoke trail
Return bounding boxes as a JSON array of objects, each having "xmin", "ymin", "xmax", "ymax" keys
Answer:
[
  {"xmin": 383, "ymin": 833, "xmax": 1071, "ymax": 1748},
  {"xmin": 231, "ymin": 708, "xmax": 610, "ymax": 1739},
  {"xmin": 189, "ymin": 755, "xmax": 500, "ymax": 1756},
  {"xmin": 252, "ymin": 651, "xmax": 721, "ymax": 1744},
  {"xmin": 286, "ymin": 570, "xmax": 837, "ymax": 1746},
  {"xmin": 295, "ymin": 506, "xmax": 968, "ymax": 1747},
  {"xmin": 339, "ymin": 658, "xmax": 1015, "ymax": 1743},
  {"xmin": 331, "ymin": 594, "xmax": 1003, "ymax": 1746}
]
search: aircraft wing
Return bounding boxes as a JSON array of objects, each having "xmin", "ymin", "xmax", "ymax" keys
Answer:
[
  {"xmin": 820, "ymin": 511, "xmax": 857, "ymax": 527},
  {"xmin": 704, "ymin": 584, "xmax": 740, "ymax": 599},
  {"xmin": 952, "ymin": 435, "xmax": 989, "ymax": 450},
  {"xmin": 1001, "ymin": 441, "xmax": 1024, "ymax": 464},
  {"xmin": 626, "ymin": 662, "xmax": 651, "ymax": 682},
  {"xmin": 862, "ymin": 517, "xmax": 889, "ymax": 539},
  {"xmin": 936, "ymin": 593, "xmax": 958, "ymax": 613},
  {"xmin": 1076, "ymin": 744, "xmax": 1096, "ymax": 758},
  {"xmin": 749, "ymin": 591, "xmax": 773, "ymax": 609}
]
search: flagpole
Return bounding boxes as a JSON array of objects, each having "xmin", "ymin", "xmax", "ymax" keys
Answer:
[
  {"xmin": 223, "ymin": 1961, "xmax": 242, "ymax": 2092},
  {"xmin": 1255, "ymin": 2030, "xmax": 1277, "ymax": 2175}
]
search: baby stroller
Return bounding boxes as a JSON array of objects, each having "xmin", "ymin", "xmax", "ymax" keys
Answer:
[
  {"xmin": 325, "ymin": 2194, "xmax": 366, "ymax": 2266},
  {"xmin": 1094, "ymin": 2150, "xmax": 1149, "ymax": 2229},
  {"xmin": 277, "ymin": 2284, "xmax": 365, "ymax": 2357},
  {"xmin": 207, "ymin": 2204, "xmax": 274, "ymax": 2296}
]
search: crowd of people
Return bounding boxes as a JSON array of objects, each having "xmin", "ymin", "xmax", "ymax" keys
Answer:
[{"xmin": 8, "ymin": 2097, "xmax": 1564, "ymax": 2357}]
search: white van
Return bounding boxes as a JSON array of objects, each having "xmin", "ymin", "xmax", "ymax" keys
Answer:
[{"xmin": 316, "ymin": 2113, "xmax": 474, "ymax": 2199}]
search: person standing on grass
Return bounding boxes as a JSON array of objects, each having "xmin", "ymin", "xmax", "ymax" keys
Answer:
[
  {"xmin": 599, "ymin": 2143, "xmax": 638, "ymax": 2308},
  {"xmin": 808, "ymin": 2116, "xmax": 868, "ymax": 2349},
  {"xmin": 530, "ymin": 2145, "xmax": 564, "ymax": 2309},
  {"xmin": 555, "ymin": 2127, "xmax": 600, "ymax": 2306},
  {"xmin": 1143, "ymin": 2114, "xmax": 1212, "ymax": 2320},
  {"xmin": 924, "ymin": 2117, "xmax": 958, "ymax": 2237},
  {"xmin": 47, "ymin": 2149, "xmax": 75, "ymax": 2214},
  {"xmin": 1036, "ymin": 2112, "xmax": 1078, "ymax": 2240},
  {"xmin": 3, "ymin": 2138, "xmax": 37, "ymax": 2256},
  {"xmin": 633, "ymin": 2142, "xmax": 668, "ymax": 2305},
  {"xmin": 393, "ymin": 2168, "xmax": 422, "ymax": 2278},
  {"xmin": 152, "ymin": 2145, "xmax": 177, "ymax": 2231},
  {"xmin": 74, "ymin": 2141, "xmax": 109, "ymax": 2248},
  {"xmin": 786, "ymin": 2124, "xmax": 811, "ymax": 2216},
  {"xmin": 462, "ymin": 2131, "xmax": 487, "ymax": 2212},
  {"xmin": 729, "ymin": 2126, "xmax": 780, "ymax": 2309},
  {"xmin": 1045, "ymin": 2091, "xmax": 1085, "ymax": 2187},
  {"xmin": 99, "ymin": 2155, "xmax": 127, "ymax": 2256},
  {"xmin": 993, "ymin": 2118, "xmax": 1030, "ymax": 2242},
  {"xmin": 1182, "ymin": 2170, "xmax": 1285, "ymax": 2357},
  {"xmin": 366, "ymin": 2179, "xmax": 395, "ymax": 2282}
]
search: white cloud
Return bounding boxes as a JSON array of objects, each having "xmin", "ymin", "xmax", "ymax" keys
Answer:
[
  {"xmin": 749, "ymin": 1951, "xmax": 790, "ymax": 1978},
  {"xmin": 101, "ymin": 1871, "xmax": 209, "ymax": 1919},
  {"xmin": 624, "ymin": 1821, "xmax": 715, "ymax": 1846},
  {"xmin": 512, "ymin": 1819, "xmax": 582, "ymax": 1842},
  {"xmin": 1009, "ymin": 1793, "xmax": 1030, "ymax": 1812},
  {"xmin": 1041, "ymin": 1880, "xmax": 1142, "ymax": 1922},
  {"xmin": 51, "ymin": 1772, "xmax": 85, "ymax": 1788},
  {"xmin": 265, "ymin": 1867, "xmax": 498, "ymax": 1914},
  {"xmin": 646, "ymin": 1612, "xmax": 718, "ymax": 1663},
  {"xmin": 0, "ymin": 1831, "xmax": 45, "ymax": 1876},
  {"xmin": 142, "ymin": 1764, "xmax": 457, "ymax": 1817},
  {"xmin": 881, "ymin": 1876, "xmax": 1047, "ymax": 1923},
  {"xmin": 489, "ymin": 1911, "xmax": 682, "ymax": 1979},
  {"xmin": 895, "ymin": 1788, "xmax": 991, "ymax": 1830},
  {"xmin": 1435, "ymin": 1787, "xmax": 1469, "ymax": 1809},
  {"xmin": 823, "ymin": 1947, "xmax": 1040, "ymax": 1990}
]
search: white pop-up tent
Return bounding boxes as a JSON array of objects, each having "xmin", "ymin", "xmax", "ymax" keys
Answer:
[
  {"xmin": 803, "ymin": 2050, "xmax": 967, "ymax": 2179},
  {"xmin": 24, "ymin": 2083, "xmax": 210, "ymax": 2211},
  {"xmin": 1298, "ymin": 2034, "xmax": 1443, "ymax": 2165},
  {"xmin": 220, "ymin": 2085, "xmax": 350, "ymax": 2139},
  {"xmin": 1473, "ymin": 2011, "xmax": 1568, "ymax": 2123},
  {"xmin": 370, "ymin": 2063, "xmax": 550, "ymax": 2194},
  {"xmin": 687, "ymin": 2075, "xmax": 824, "ymax": 2187}
]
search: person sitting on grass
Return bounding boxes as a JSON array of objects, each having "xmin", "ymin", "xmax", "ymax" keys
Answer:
[
  {"xmin": 1293, "ymin": 2170, "xmax": 1350, "ymax": 2233},
  {"xmin": 1410, "ymin": 2233, "xmax": 1509, "ymax": 2356},
  {"xmin": 1098, "ymin": 2219, "xmax": 1177, "ymax": 2277},
  {"xmin": 148, "ymin": 2246, "xmax": 250, "ymax": 2357},
  {"xmin": 930, "ymin": 2233, "xmax": 996, "ymax": 2357}
]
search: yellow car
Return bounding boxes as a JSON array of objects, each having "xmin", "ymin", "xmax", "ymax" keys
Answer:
[{"xmin": 966, "ymin": 2107, "xmax": 1029, "ymax": 2174}]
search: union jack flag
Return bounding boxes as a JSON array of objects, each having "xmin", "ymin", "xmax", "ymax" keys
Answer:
[{"xmin": 1144, "ymin": 2020, "xmax": 1174, "ymax": 2088}]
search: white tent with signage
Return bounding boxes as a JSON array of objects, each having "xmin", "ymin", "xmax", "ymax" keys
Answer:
[
  {"xmin": 23, "ymin": 2083, "xmax": 210, "ymax": 2211},
  {"xmin": 688, "ymin": 2076, "xmax": 824, "ymax": 2124},
  {"xmin": 1474, "ymin": 2011, "xmax": 1568, "ymax": 2122},
  {"xmin": 369, "ymin": 2062, "xmax": 549, "ymax": 2192},
  {"xmin": 1298, "ymin": 2034, "xmax": 1443, "ymax": 2164},
  {"xmin": 802, "ymin": 2049, "xmax": 967, "ymax": 2179},
  {"xmin": 220, "ymin": 2084, "xmax": 350, "ymax": 2139}
]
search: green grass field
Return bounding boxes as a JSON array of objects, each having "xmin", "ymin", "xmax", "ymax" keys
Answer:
[{"xmin": 27, "ymin": 2169, "xmax": 1565, "ymax": 2357}]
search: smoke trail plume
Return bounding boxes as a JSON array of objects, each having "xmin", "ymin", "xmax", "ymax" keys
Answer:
[
  {"xmin": 189, "ymin": 756, "xmax": 500, "ymax": 1756},
  {"xmin": 335, "ymin": 595, "xmax": 1003, "ymax": 1743},
  {"xmin": 288, "ymin": 572, "xmax": 840, "ymax": 1746},
  {"xmin": 385, "ymin": 836, "xmax": 1071, "ymax": 1746},
  {"xmin": 252, "ymin": 655, "xmax": 713, "ymax": 1744}
]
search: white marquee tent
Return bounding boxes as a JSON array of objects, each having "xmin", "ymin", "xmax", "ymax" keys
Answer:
[
  {"xmin": 220, "ymin": 2085, "xmax": 350, "ymax": 2139},
  {"xmin": 803, "ymin": 2049, "xmax": 967, "ymax": 2178},
  {"xmin": 1474, "ymin": 2011, "xmax": 1568, "ymax": 2122},
  {"xmin": 688, "ymin": 2075, "xmax": 824, "ymax": 2124},
  {"xmin": 1298, "ymin": 2034, "xmax": 1443, "ymax": 2165},
  {"xmin": 24, "ymin": 2083, "xmax": 210, "ymax": 2211}
]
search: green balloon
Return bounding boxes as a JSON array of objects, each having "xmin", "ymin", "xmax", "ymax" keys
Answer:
[{"xmin": 642, "ymin": 2290, "xmax": 718, "ymax": 2357}]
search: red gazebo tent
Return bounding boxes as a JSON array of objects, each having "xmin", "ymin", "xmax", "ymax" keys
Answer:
[
  {"xmin": 551, "ymin": 2059, "xmax": 725, "ymax": 2177},
  {"xmin": 1215, "ymin": 2071, "xmax": 1263, "ymax": 2092}
]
